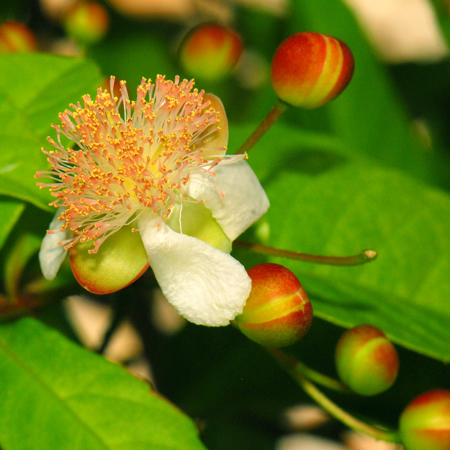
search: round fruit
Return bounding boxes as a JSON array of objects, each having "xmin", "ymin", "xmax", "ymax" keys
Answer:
[
  {"xmin": 179, "ymin": 23, "xmax": 243, "ymax": 81},
  {"xmin": 235, "ymin": 263, "xmax": 313, "ymax": 348},
  {"xmin": 335, "ymin": 324, "xmax": 398, "ymax": 396},
  {"xmin": 270, "ymin": 32, "xmax": 354, "ymax": 108},
  {"xmin": 400, "ymin": 390, "xmax": 450, "ymax": 450}
]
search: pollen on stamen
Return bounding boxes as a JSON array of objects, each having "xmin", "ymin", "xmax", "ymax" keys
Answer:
[{"xmin": 36, "ymin": 75, "xmax": 242, "ymax": 252}]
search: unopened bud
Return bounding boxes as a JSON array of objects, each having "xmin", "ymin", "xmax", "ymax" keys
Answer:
[
  {"xmin": 235, "ymin": 263, "xmax": 313, "ymax": 348},
  {"xmin": 63, "ymin": 1, "xmax": 109, "ymax": 46},
  {"xmin": 270, "ymin": 32, "xmax": 354, "ymax": 108},
  {"xmin": 400, "ymin": 390, "xmax": 450, "ymax": 450},
  {"xmin": 335, "ymin": 324, "xmax": 399, "ymax": 396},
  {"xmin": 0, "ymin": 21, "xmax": 37, "ymax": 53},
  {"xmin": 179, "ymin": 23, "xmax": 243, "ymax": 81}
]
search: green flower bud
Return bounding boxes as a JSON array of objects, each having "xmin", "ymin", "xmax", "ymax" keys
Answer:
[
  {"xmin": 179, "ymin": 23, "xmax": 243, "ymax": 81},
  {"xmin": 63, "ymin": 1, "xmax": 109, "ymax": 46},
  {"xmin": 235, "ymin": 263, "xmax": 313, "ymax": 348},
  {"xmin": 335, "ymin": 325, "xmax": 399, "ymax": 396},
  {"xmin": 270, "ymin": 32, "xmax": 354, "ymax": 109},
  {"xmin": 400, "ymin": 390, "xmax": 450, "ymax": 450}
]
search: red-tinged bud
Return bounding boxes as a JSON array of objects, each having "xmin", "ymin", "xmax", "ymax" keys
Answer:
[
  {"xmin": 270, "ymin": 32, "xmax": 354, "ymax": 109},
  {"xmin": 335, "ymin": 324, "xmax": 399, "ymax": 396},
  {"xmin": 400, "ymin": 390, "xmax": 450, "ymax": 450},
  {"xmin": 179, "ymin": 23, "xmax": 243, "ymax": 81},
  {"xmin": 235, "ymin": 263, "xmax": 313, "ymax": 348},
  {"xmin": 63, "ymin": 1, "xmax": 109, "ymax": 46},
  {"xmin": 0, "ymin": 21, "xmax": 38, "ymax": 53}
]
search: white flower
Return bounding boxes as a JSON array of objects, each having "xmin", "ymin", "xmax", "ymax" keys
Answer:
[{"xmin": 37, "ymin": 75, "xmax": 269, "ymax": 326}]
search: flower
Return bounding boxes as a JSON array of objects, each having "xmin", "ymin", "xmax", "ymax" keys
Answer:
[{"xmin": 37, "ymin": 75, "xmax": 269, "ymax": 326}]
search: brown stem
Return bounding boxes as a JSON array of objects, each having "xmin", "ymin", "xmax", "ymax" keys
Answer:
[
  {"xmin": 235, "ymin": 241, "xmax": 377, "ymax": 266},
  {"xmin": 235, "ymin": 100, "xmax": 289, "ymax": 154}
]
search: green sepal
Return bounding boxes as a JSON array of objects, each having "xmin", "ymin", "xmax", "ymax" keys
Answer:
[
  {"xmin": 167, "ymin": 201, "xmax": 231, "ymax": 253},
  {"xmin": 70, "ymin": 225, "xmax": 149, "ymax": 294}
]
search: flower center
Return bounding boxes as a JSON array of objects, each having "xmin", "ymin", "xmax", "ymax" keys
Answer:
[{"xmin": 37, "ymin": 75, "xmax": 226, "ymax": 253}]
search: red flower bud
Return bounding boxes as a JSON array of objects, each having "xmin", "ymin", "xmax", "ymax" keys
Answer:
[
  {"xmin": 63, "ymin": 1, "xmax": 109, "ymax": 45},
  {"xmin": 0, "ymin": 21, "xmax": 37, "ymax": 53},
  {"xmin": 270, "ymin": 32, "xmax": 354, "ymax": 108},
  {"xmin": 400, "ymin": 390, "xmax": 450, "ymax": 450},
  {"xmin": 179, "ymin": 23, "xmax": 243, "ymax": 81},
  {"xmin": 335, "ymin": 325, "xmax": 399, "ymax": 396},
  {"xmin": 235, "ymin": 263, "xmax": 313, "ymax": 348}
]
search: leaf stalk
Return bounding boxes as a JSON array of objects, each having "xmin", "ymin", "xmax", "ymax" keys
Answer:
[{"xmin": 235, "ymin": 241, "xmax": 377, "ymax": 266}]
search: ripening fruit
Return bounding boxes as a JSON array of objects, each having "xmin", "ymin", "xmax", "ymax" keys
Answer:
[
  {"xmin": 335, "ymin": 325, "xmax": 399, "ymax": 396},
  {"xmin": 400, "ymin": 390, "xmax": 450, "ymax": 450},
  {"xmin": 270, "ymin": 32, "xmax": 354, "ymax": 108},
  {"xmin": 179, "ymin": 23, "xmax": 243, "ymax": 81},
  {"xmin": 235, "ymin": 263, "xmax": 313, "ymax": 348},
  {"xmin": 63, "ymin": 1, "xmax": 109, "ymax": 46},
  {"xmin": 0, "ymin": 21, "xmax": 38, "ymax": 53}
]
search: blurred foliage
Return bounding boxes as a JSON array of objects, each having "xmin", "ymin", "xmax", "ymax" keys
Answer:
[{"xmin": 0, "ymin": 0, "xmax": 449, "ymax": 449}]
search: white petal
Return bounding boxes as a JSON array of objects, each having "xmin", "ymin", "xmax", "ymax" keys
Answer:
[
  {"xmin": 138, "ymin": 212, "xmax": 251, "ymax": 326},
  {"xmin": 39, "ymin": 208, "xmax": 69, "ymax": 280},
  {"xmin": 186, "ymin": 159, "xmax": 269, "ymax": 241}
]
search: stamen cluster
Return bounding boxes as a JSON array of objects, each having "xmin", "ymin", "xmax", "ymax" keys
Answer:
[{"xmin": 37, "ymin": 75, "xmax": 225, "ymax": 253}]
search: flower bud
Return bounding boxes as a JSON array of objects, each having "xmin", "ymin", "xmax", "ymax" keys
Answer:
[
  {"xmin": 335, "ymin": 325, "xmax": 399, "ymax": 396},
  {"xmin": 270, "ymin": 32, "xmax": 354, "ymax": 109},
  {"xmin": 399, "ymin": 390, "xmax": 450, "ymax": 450},
  {"xmin": 235, "ymin": 263, "xmax": 313, "ymax": 348},
  {"xmin": 63, "ymin": 1, "xmax": 109, "ymax": 46},
  {"xmin": 0, "ymin": 21, "xmax": 38, "ymax": 53},
  {"xmin": 179, "ymin": 23, "xmax": 243, "ymax": 81}
]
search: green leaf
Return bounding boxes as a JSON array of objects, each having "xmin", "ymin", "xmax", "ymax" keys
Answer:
[
  {"xmin": 0, "ymin": 53, "xmax": 104, "ymax": 209},
  {"xmin": 232, "ymin": 123, "xmax": 450, "ymax": 361},
  {"xmin": 3, "ymin": 231, "xmax": 41, "ymax": 299},
  {"xmin": 0, "ymin": 317, "xmax": 207, "ymax": 450},
  {"xmin": 0, "ymin": 197, "xmax": 24, "ymax": 251}
]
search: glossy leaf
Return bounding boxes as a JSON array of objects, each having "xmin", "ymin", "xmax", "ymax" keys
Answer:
[
  {"xmin": 0, "ymin": 317, "xmax": 207, "ymax": 450},
  {"xmin": 231, "ymin": 123, "xmax": 450, "ymax": 361},
  {"xmin": 0, "ymin": 53, "xmax": 104, "ymax": 209},
  {"xmin": 0, "ymin": 197, "xmax": 24, "ymax": 251},
  {"xmin": 3, "ymin": 231, "xmax": 41, "ymax": 300}
]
